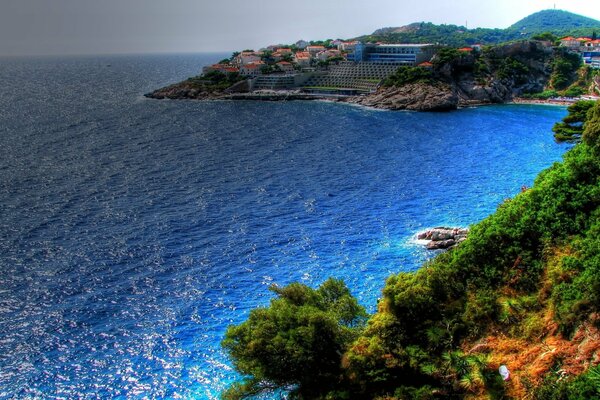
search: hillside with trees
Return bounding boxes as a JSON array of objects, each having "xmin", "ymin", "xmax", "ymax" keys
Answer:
[
  {"xmin": 362, "ymin": 9, "xmax": 600, "ymax": 47},
  {"xmin": 222, "ymin": 102, "xmax": 600, "ymax": 399}
]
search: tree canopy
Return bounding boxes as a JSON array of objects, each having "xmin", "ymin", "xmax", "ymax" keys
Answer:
[
  {"xmin": 222, "ymin": 278, "xmax": 367, "ymax": 399},
  {"xmin": 552, "ymin": 100, "xmax": 596, "ymax": 142}
]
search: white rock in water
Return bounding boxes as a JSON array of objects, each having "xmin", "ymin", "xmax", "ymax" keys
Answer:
[{"xmin": 499, "ymin": 365, "xmax": 510, "ymax": 381}]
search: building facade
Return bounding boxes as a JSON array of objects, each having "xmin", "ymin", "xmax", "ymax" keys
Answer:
[{"xmin": 347, "ymin": 43, "xmax": 437, "ymax": 65}]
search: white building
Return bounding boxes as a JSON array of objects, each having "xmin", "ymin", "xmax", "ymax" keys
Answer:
[
  {"xmin": 236, "ymin": 52, "xmax": 262, "ymax": 66},
  {"xmin": 338, "ymin": 41, "xmax": 358, "ymax": 51},
  {"xmin": 240, "ymin": 62, "xmax": 264, "ymax": 76}
]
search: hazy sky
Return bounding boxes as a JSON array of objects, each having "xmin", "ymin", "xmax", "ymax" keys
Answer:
[{"xmin": 1, "ymin": 0, "xmax": 599, "ymax": 56}]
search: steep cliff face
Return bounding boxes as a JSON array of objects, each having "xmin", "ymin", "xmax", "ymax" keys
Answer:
[
  {"xmin": 355, "ymin": 41, "xmax": 559, "ymax": 111},
  {"xmin": 450, "ymin": 41, "xmax": 554, "ymax": 104}
]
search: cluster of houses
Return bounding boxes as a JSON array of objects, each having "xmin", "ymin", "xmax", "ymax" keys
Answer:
[
  {"xmin": 202, "ymin": 34, "xmax": 600, "ymax": 82},
  {"xmin": 559, "ymin": 36, "xmax": 600, "ymax": 69},
  {"xmin": 202, "ymin": 40, "xmax": 358, "ymax": 77}
]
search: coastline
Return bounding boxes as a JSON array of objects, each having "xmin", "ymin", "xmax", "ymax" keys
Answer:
[{"xmin": 511, "ymin": 96, "xmax": 600, "ymax": 107}]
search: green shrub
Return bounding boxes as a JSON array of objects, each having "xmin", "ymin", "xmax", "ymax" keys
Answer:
[
  {"xmin": 383, "ymin": 66, "xmax": 434, "ymax": 87},
  {"xmin": 552, "ymin": 100, "xmax": 596, "ymax": 142}
]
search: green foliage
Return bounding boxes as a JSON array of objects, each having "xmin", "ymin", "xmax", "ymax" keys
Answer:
[
  {"xmin": 531, "ymin": 32, "xmax": 558, "ymax": 43},
  {"xmin": 552, "ymin": 100, "xmax": 596, "ymax": 142},
  {"xmin": 359, "ymin": 10, "xmax": 600, "ymax": 48},
  {"xmin": 188, "ymin": 70, "xmax": 244, "ymax": 91},
  {"xmin": 531, "ymin": 365, "xmax": 600, "ymax": 400},
  {"xmin": 343, "ymin": 101, "xmax": 600, "ymax": 397},
  {"xmin": 497, "ymin": 57, "xmax": 530, "ymax": 83},
  {"xmin": 432, "ymin": 47, "xmax": 461, "ymax": 66},
  {"xmin": 561, "ymin": 86, "xmax": 585, "ymax": 98},
  {"xmin": 583, "ymin": 101, "xmax": 600, "ymax": 148},
  {"xmin": 523, "ymin": 89, "xmax": 559, "ymax": 100},
  {"xmin": 222, "ymin": 278, "xmax": 366, "ymax": 399},
  {"xmin": 551, "ymin": 50, "xmax": 582, "ymax": 90},
  {"xmin": 383, "ymin": 66, "xmax": 433, "ymax": 87},
  {"xmin": 509, "ymin": 10, "xmax": 600, "ymax": 36},
  {"xmin": 391, "ymin": 385, "xmax": 437, "ymax": 399}
]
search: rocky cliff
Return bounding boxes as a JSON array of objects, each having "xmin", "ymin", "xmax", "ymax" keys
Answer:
[
  {"xmin": 351, "ymin": 41, "xmax": 558, "ymax": 111},
  {"xmin": 344, "ymin": 81, "xmax": 458, "ymax": 111}
]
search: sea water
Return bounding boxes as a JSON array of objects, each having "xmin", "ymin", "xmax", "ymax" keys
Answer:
[{"xmin": 0, "ymin": 54, "xmax": 568, "ymax": 398}]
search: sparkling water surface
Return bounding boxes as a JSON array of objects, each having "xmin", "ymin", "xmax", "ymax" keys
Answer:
[{"xmin": 0, "ymin": 54, "xmax": 568, "ymax": 398}]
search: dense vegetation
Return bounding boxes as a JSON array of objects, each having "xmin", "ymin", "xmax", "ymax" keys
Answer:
[
  {"xmin": 509, "ymin": 10, "xmax": 600, "ymax": 36},
  {"xmin": 383, "ymin": 66, "xmax": 433, "ymax": 87},
  {"xmin": 361, "ymin": 10, "xmax": 600, "ymax": 48},
  {"xmin": 550, "ymin": 49, "xmax": 585, "ymax": 90},
  {"xmin": 186, "ymin": 70, "xmax": 245, "ymax": 91},
  {"xmin": 223, "ymin": 101, "xmax": 600, "ymax": 399},
  {"xmin": 222, "ymin": 279, "xmax": 367, "ymax": 399},
  {"xmin": 553, "ymin": 100, "xmax": 597, "ymax": 142},
  {"xmin": 379, "ymin": 39, "xmax": 591, "ymax": 102}
]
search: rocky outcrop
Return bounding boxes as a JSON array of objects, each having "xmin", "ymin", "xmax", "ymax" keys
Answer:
[
  {"xmin": 344, "ymin": 82, "xmax": 458, "ymax": 111},
  {"xmin": 418, "ymin": 227, "xmax": 469, "ymax": 250},
  {"xmin": 351, "ymin": 41, "xmax": 556, "ymax": 111},
  {"xmin": 145, "ymin": 81, "xmax": 232, "ymax": 100}
]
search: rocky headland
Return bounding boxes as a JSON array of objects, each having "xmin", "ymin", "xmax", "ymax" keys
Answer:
[
  {"xmin": 146, "ymin": 41, "xmax": 589, "ymax": 112},
  {"xmin": 145, "ymin": 78, "xmax": 251, "ymax": 100},
  {"xmin": 348, "ymin": 40, "xmax": 562, "ymax": 111}
]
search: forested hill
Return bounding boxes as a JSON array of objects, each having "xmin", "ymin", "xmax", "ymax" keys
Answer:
[
  {"xmin": 509, "ymin": 9, "xmax": 600, "ymax": 34},
  {"xmin": 363, "ymin": 9, "xmax": 600, "ymax": 47}
]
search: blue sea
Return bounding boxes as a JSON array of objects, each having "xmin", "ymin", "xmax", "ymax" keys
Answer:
[{"xmin": 0, "ymin": 53, "xmax": 568, "ymax": 399}]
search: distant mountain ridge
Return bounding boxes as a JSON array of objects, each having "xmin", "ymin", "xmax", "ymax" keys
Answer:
[
  {"xmin": 364, "ymin": 9, "xmax": 600, "ymax": 47},
  {"xmin": 509, "ymin": 9, "xmax": 600, "ymax": 33}
]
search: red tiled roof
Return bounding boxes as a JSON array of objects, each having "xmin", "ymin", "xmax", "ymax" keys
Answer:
[
  {"xmin": 458, "ymin": 47, "xmax": 473, "ymax": 52},
  {"xmin": 561, "ymin": 36, "xmax": 576, "ymax": 41},
  {"xmin": 418, "ymin": 62, "xmax": 433, "ymax": 67}
]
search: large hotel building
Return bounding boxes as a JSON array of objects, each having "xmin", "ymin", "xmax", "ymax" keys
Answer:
[{"xmin": 347, "ymin": 43, "xmax": 438, "ymax": 65}]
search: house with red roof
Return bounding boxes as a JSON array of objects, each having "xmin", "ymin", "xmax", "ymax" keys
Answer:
[
  {"xmin": 276, "ymin": 61, "xmax": 295, "ymax": 74},
  {"xmin": 240, "ymin": 61, "xmax": 265, "ymax": 76},
  {"xmin": 560, "ymin": 36, "xmax": 581, "ymax": 49},
  {"xmin": 202, "ymin": 64, "xmax": 240, "ymax": 75},
  {"xmin": 306, "ymin": 45, "xmax": 326, "ymax": 56},
  {"xmin": 584, "ymin": 40, "xmax": 600, "ymax": 49},
  {"xmin": 294, "ymin": 51, "xmax": 311, "ymax": 67}
]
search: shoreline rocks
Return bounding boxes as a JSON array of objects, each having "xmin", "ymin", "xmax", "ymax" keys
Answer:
[
  {"xmin": 344, "ymin": 82, "xmax": 459, "ymax": 112},
  {"xmin": 144, "ymin": 81, "xmax": 230, "ymax": 100},
  {"xmin": 418, "ymin": 227, "xmax": 469, "ymax": 250}
]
